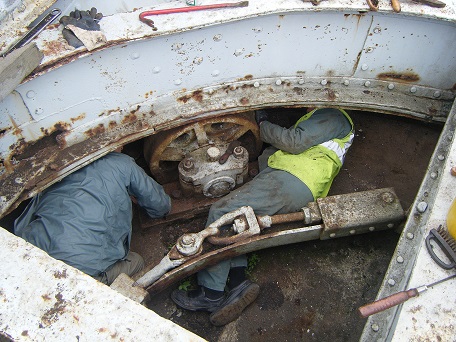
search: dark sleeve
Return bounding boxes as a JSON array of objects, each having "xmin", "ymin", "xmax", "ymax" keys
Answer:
[
  {"xmin": 124, "ymin": 156, "xmax": 172, "ymax": 218},
  {"xmin": 259, "ymin": 108, "xmax": 352, "ymax": 154}
]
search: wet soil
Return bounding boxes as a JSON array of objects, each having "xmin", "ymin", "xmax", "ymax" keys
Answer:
[{"xmin": 130, "ymin": 110, "xmax": 443, "ymax": 342}]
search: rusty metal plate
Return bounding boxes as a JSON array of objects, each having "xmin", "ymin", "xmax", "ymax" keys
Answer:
[{"xmin": 318, "ymin": 187, "xmax": 405, "ymax": 239}]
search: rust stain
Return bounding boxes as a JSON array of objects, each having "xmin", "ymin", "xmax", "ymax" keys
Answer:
[
  {"xmin": 42, "ymin": 294, "xmax": 51, "ymax": 301},
  {"xmin": 85, "ymin": 124, "xmax": 106, "ymax": 137},
  {"xmin": 452, "ymin": 83, "xmax": 456, "ymax": 91},
  {"xmin": 326, "ymin": 70, "xmax": 335, "ymax": 77},
  {"xmin": 177, "ymin": 90, "xmax": 204, "ymax": 103},
  {"xmin": 70, "ymin": 114, "xmax": 86, "ymax": 124},
  {"xmin": 377, "ymin": 72, "xmax": 420, "ymax": 83},
  {"xmin": 41, "ymin": 293, "xmax": 67, "ymax": 326},
  {"xmin": 326, "ymin": 89, "xmax": 336, "ymax": 101},
  {"xmin": 54, "ymin": 269, "xmax": 68, "ymax": 279},
  {"xmin": 21, "ymin": 331, "xmax": 28, "ymax": 336},
  {"xmin": 293, "ymin": 87, "xmax": 305, "ymax": 95},
  {"xmin": 98, "ymin": 327, "xmax": 107, "ymax": 333},
  {"xmin": 240, "ymin": 97, "xmax": 249, "ymax": 105},
  {"xmin": 109, "ymin": 121, "xmax": 117, "ymax": 129},
  {"xmin": 121, "ymin": 113, "xmax": 137, "ymax": 125},
  {"xmin": 54, "ymin": 122, "xmax": 71, "ymax": 132},
  {"xmin": 145, "ymin": 91, "xmax": 153, "ymax": 99},
  {"xmin": 42, "ymin": 40, "xmax": 68, "ymax": 57}
]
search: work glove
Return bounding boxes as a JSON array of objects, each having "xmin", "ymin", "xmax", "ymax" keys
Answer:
[
  {"xmin": 59, "ymin": 8, "xmax": 104, "ymax": 50},
  {"xmin": 255, "ymin": 110, "xmax": 269, "ymax": 126}
]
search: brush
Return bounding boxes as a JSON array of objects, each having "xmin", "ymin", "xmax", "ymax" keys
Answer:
[{"xmin": 425, "ymin": 225, "xmax": 456, "ymax": 270}]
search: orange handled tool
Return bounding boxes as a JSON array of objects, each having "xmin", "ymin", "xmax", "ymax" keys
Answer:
[
  {"xmin": 139, "ymin": 1, "xmax": 249, "ymax": 29},
  {"xmin": 358, "ymin": 273, "xmax": 456, "ymax": 318}
]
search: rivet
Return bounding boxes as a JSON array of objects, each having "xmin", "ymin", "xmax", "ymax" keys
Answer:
[
  {"xmin": 388, "ymin": 83, "xmax": 395, "ymax": 90},
  {"xmin": 174, "ymin": 79, "xmax": 182, "ymax": 85},
  {"xmin": 410, "ymin": 86, "xmax": 417, "ymax": 93},
  {"xmin": 387, "ymin": 223, "xmax": 394, "ymax": 228},
  {"xmin": 276, "ymin": 79, "xmax": 282, "ymax": 86},
  {"xmin": 437, "ymin": 154, "xmax": 445, "ymax": 161},
  {"xmin": 212, "ymin": 70, "xmax": 220, "ymax": 77},
  {"xmin": 254, "ymin": 81, "xmax": 260, "ymax": 88},
  {"xmin": 343, "ymin": 80, "xmax": 350, "ymax": 86},
  {"xmin": 213, "ymin": 34, "xmax": 222, "ymax": 41},
  {"xmin": 321, "ymin": 79, "xmax": 327, "ymax": 86},
  {"xmin": 369, "ymin": 226, "xmax": 375, "ymax": 232},
  {"xmin": 350, "ymin": 230, "xmax": 356, "ymax": 235},
  {"xmin": 130, "ymin": 52, "xmax": 140, "ymax": 60},
  {"xmin": 364, "ymin": 81, "xmax": 371, "ymax": 87},
  {"xmin": 361, "ymin": 64, "xmax": 369, "ymax": 71},
  {"xmin": 388, "ymin": 279, "xmax": 396, "ymax": 286},
  {"xmin": 234, "ymin": 49, "xmax": 243, "ymax": 56},
  {"xmin": 430, "ymin": 172, "xmax": 437, "ymax": 179},
  {"xmin": 433, "ymin": 91, "xmax": 441, "ymax": 98},
  {"xmin": 153, "ymin": 66, "xmax": 161, "ymax": 74},
  {"xmin": 417, "ymin": 201, "xmax": 428, "ymax": 213},
  {"xmin": 396, "ymin": 256, "xmax": 404, "ymax": 263},
  {"xmin": 26, "ymin": 90, "xmax": 36, "ymax": 98},
  {"xmin": 329, "ymin": 233, "xmax": 336, "ymax": 238},
  {"xmin": 406, "ymin": 232, "xmax": 414, "ymax": 240},
  {"xmin": 15, "ymin": 177, "xmax": 23, "ymax": 184},
  {"xmin": 193, "ymin": 57, "xmax": 203, "ymax": 65},
  {"xmin": 0, "ymin": 196, "xmax": 6, "ymax": 202},
  {"xmin": 371, "ymin": 324, "xmax": 379, "ymax": 332},
  {"xmin": 451, "ymin": 166, "xmax": 456, "ymax": 177},
  {"xmin": 381, "ymin": 192, "xmax": 395, "ymax": 204},
  {"xmin": 298, "ymin": 79, "xmax": 305, "ymax": 85},
  {"xmin": 373, "ymin": 26, "xmax": 381, "ymax": 34}
]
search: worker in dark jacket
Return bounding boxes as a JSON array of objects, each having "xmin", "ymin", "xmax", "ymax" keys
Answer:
[
  {"xmin": 172, "ymin": 107, "xmax": 354, "ymax": 326},
  {"xmin": 14, "ymin": 151, "xmax": 171, "ymax": 285}
]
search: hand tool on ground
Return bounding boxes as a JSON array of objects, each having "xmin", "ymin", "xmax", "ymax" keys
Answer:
[
  {"xmin": 413, "ymin": 0, "xmax": 446, "ymax": 7},
  {"xmin": 110, "ymin": 188, "xmax": 405, "ymax": 302},
  {"xmin": 2, "ymin": 8, "xmax": 61, "ymax": 57},
  {"xmin": 358, "ymin": 273, "xmax": 456, "ymax": 318},
  {"xmin": 425, "ymin": 225, "xmax": 456, "ymax": 269},
  {"xmin": 139, "ymin": 1, "xmax": 249, "ymax": 29},
  {"xmin": 219, "ymin": 141, "xmax": 241, "ymax": 164}
]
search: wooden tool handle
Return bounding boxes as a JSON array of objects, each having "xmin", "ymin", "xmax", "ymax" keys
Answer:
[
  {"xmin": 358, "ymin": 288, "xmax": 418, "ymax": 318},
  {"xmin": 391, "ymin": 0, "xmax": 401, "ymax": 12}
]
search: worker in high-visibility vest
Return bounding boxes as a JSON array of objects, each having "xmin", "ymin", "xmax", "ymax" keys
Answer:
[{"xmin": 172, "ymin": 107, "xmax": 355, "ymax": 326}]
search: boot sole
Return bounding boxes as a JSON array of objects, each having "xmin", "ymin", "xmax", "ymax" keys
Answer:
[{"xmin": 209, "ymin": 283, "xmax": 260, "ymax": 326}]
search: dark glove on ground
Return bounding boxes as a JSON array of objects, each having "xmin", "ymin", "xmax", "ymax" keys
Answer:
[
  {"xmin": 60, "ymin": 8, "xmax": 103, "ymax": 48},
  {"xmin": 255, "ymin": 110, "xmax": 269, "ymax": 125}
]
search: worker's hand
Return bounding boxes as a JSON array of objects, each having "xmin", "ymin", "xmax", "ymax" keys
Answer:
[
  {"xmin": 255, "ymin": 110, "xmax": 269, "ymax": 126},
  {"xmin": 59, "ymin": 8, "xmax": 103, "ymax": 48}
]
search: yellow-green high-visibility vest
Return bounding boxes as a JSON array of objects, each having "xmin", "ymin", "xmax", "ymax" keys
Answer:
[{"xmin": 267, "ymin": 109, "xmax": 354, "ymax": 200}]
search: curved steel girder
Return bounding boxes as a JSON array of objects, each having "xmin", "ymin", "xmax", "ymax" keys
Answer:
[{"xmin": 1, "ymin": 10, "xmax": 455, "ymax": 217}]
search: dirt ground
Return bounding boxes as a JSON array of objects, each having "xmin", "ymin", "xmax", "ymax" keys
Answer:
[{"xmin": 130, "ymin": 109, "xmax": 442, "ymax": 342}]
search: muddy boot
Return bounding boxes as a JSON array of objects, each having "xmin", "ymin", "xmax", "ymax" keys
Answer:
[
  {"xmin": 209, "ymin": 280, "xmax": 260, "ymax": 326},
  {"xmin": 171, "ymin": 286, "xmax": 224, "ymax": 312}
]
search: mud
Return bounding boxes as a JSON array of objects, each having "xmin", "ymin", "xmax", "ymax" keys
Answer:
[{"xmin": 131, "ymin": 109, "xmax": 442, "ymax": 342}]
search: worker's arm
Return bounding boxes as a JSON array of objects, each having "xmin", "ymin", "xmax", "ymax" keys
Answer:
[
  {"xmin": 260, "ymin": 108, "xmax": 352, "ymax": 154},
  {"xmin": 120, "ymin": 155, "xmax": 171, "ymax": 218}
]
